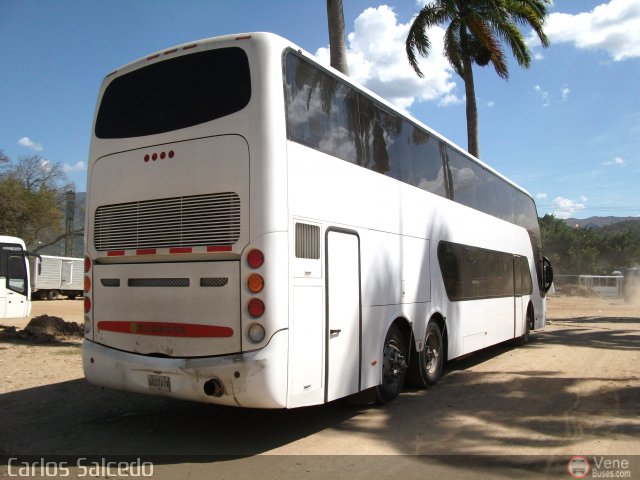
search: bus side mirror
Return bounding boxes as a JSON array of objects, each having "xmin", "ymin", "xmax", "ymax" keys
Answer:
[{"xmin": 542, "ymin": 257, "xmax": 553, "ymax": 293}]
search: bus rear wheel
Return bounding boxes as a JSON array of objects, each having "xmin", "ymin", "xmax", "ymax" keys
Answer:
[
  {"xmin": 514, "ymin": 308, "xmax": 532, "ymax": 346},
  {"xmin": 406, "ymin": 321, "xmax": 444, "ymax": 387},
  {"xmin": 376, "ymin": 324, "xmax": 407, "ymax": 404}
]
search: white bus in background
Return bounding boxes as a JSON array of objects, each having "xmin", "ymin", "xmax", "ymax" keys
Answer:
[
  {"xmin": 82, "ymin": 33, "xmax": 553, "ymax": 408},
  {"xmin": 0, "ymin": 236, "xmax": 32, "ymax": 319}
]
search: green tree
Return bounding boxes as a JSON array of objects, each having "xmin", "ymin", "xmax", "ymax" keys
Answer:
[
  {"xmin": 0, "ymin": 152, "xmax": 69, "ymax": 248},
  {"xmin": 327, "ymin": 0, "xmax": 350, "ymax": 75},
  {"xmin": 597, "ymin": 229, "xmax": 640, "ymax": 272},
  {"xmin": 406, "ymin": 0, "xmax": 551, "ymax": 158},
  {"xmin": 540, "ymin": 214, "xmax": 640, "ymax": 275}
]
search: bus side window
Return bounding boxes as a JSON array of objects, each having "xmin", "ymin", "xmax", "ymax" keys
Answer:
[{"xmin": 411, "ymin": 130, "xmax": 447, "ymax": 198}]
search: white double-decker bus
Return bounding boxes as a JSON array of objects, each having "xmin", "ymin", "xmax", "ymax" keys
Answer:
[{"xmin": 82, "ymin": 32, "xmax": 553, "ymax": 408}]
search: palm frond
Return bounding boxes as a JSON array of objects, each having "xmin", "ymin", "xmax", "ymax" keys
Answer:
[
  {"xmin": 406, "ymin": 2, "xmax": 454, "ymax": 77},
  {"xmin": 444, "ymin": 21, "xmax": 464, "ymax": 76}
]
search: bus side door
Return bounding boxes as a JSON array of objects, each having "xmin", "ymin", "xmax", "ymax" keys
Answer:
[{"xmin": 326, "ymin": 229, "xmax": 361, "ymax": 402}]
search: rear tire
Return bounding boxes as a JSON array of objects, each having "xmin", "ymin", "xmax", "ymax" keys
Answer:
[
  {"xmin": 47, "ymin": 290, "xmax": 59, "ymax": 301},
  {"xmin": 375, "ymin": 324, "xmax": 407, "ymax": 404},
  {"xmin": 407, "ymin": 321, "xmax": 444, "ymax": 387},
  {"xmin": 514, "ymin": 309, "xmax": 532, "ymax": 346}
]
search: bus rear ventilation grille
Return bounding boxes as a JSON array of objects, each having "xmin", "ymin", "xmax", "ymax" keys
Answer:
[{"xmin": 94, "ymin": 192, "xmax": 241, "ymax": 251}]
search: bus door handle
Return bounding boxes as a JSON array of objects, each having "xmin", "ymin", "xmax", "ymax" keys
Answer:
[{"xmin": 330, "ymin": 329, "xmax": 341, "ymax": 336}]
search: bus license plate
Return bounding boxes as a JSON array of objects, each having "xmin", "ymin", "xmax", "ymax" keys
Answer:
[{"xmin": 148, "ymin": 374, "xmax": 171, "ymax": 392}]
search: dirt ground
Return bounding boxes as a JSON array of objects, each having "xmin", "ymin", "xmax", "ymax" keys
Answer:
[
  {"xmin": 0, "ymin": 295, "xmax": 638, "ymax": 478},
  {"xmin": 1, "ymin": 294, "xmax": 638, "ymax": 395}
]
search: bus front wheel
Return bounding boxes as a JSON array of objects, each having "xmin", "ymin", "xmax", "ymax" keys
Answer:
[{"xmin": 376, "ymin": 324, "xmax": 407, "ymax": 404}]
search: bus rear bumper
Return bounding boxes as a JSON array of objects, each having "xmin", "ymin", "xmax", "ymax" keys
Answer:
[{"xmin": 82, "ymin": 329, "xmax": 289, "ymax": 408}]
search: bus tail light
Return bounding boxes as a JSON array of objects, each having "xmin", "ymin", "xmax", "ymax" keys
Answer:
[
  {"xmin": 248, "ymin": 323, "xmax": 265, "ymax": 343},
  {"xmin": 247, "ymin": 249, "xmax": 264, "ymax": 269},
  {"xmin": 84, "ymin": 255, "xmax": 92, "ymax": 336},
  {"xmin": 248, "ymin": 298, "xmax": 265, "ymax": 318},
  {"xmin": 247, "ymin": 273, "xmax": 264, "ymax": 293}
]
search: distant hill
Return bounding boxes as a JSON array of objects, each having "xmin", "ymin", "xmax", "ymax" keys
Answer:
[{"xmin": 563, "ymin": 216, "xmax": 640, "ymax": 229}]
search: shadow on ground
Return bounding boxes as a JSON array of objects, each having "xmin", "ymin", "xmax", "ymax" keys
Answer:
[{"xmin": 1, "ymin": 315, "xmax": 638, "ymax": 478}]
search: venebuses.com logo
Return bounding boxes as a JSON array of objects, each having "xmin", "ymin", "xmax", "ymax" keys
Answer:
[
  {"xmin": 568, "ymin": 456, "xmax": 632, "ymax": 479},
  {"xmin": 567, "ymin": 456, "xmax": 590, "ymax": 478}
]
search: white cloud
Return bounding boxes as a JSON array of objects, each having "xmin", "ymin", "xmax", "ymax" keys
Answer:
[
  {"xmin": 602, "ymin": 156, "xmax": 626, "ymax": 166},
  {"xmin": 561, "ymin": 87, "xmax": 571, "ymax": 101},
  {"xmin": 534, "ymin": 85, "xmax": 550, "ymax": 106},
  {"xmin": 536, "ymin": 192, "xmax": 548, "ymax": 200},
  {"xmin": 315, "ymin": 5, "xmax": 460, "ymax": 111},
  {"xmin": 63, "ymin": 161, "xmax": 86, "ymax": 173},
  {"xmin": 531, "ymin": 0, "xmax": 640, "ymax": 61},
  {"xmin": 18, "ymin": 136, "xmax": 43, "ymax": 152},
  {"xmin": 551, "ymin": 196, "xmax": 587, "ymax": 218}
]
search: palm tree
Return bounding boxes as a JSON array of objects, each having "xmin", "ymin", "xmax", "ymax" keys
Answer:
[
  {"xmin": 406, "ymin": 0, "xmax": 550, "ymax": 158},
  {"xmin": 327, "ymin": 0, "xmax": 350, "ymax": 75}
]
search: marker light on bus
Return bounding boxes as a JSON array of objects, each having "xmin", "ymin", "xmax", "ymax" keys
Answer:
[
  {"xmin": 248, "ymin": 323, "xmax": 266, "ymax": 343},
  {"xmin": 84, "ymin": 297, "xmax": 92, "ymax": 314},
  {"xmin": 247, "ymin": 273, "xmax": 264, "ymax": 293},
  {"xmin": 247, "ymin": 249, "xmax": 264, "ymax": 269},
  {"xmin": 248, "ymin": 298, "xmax": 265, "ymax": 318},
  {"xmin": 84, "ymin": 256, "xmax": 91, "ymax": 273}
]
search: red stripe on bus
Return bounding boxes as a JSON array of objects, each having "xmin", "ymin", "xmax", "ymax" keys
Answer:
[
  {"xmin": 97, "ymin": 321, "xmax": 233, "ymax": 338},
  {"xmin": 107, "ymin": 251, "xmax": 125, "ymax": 257},
  {"xmin": 136, "ymin": 248, "xmax": 157, "ymax": 255},
  {"xmin": 169, "ymin": 247, "xmax": 193, "ymax": 254},
  {"xmin": 207, "ymin": 245, "xmax": 232, "ymax": 252}
]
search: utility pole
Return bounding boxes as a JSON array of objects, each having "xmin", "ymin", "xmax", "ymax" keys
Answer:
[{"xmin": 65, "ymin": 190, "xmax": 75, "ymax": 257}]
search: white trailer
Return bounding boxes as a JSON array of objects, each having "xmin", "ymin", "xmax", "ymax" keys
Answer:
[{"xmin": 29, "ymin": 255, "xmax": 84, "ymax": 300}]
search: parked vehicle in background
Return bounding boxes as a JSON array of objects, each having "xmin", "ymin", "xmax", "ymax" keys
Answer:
[
  {"xmin": 623, "ymin": 267, "xmax": 640, "ymax": 303},
  {"xmin": 0, "ymin": 236, "xmax": 32, "ymax": 318},
  {"xmin": 578, "ymin": 275, "xmax": 624, "ymax": 298},
  {"xmin": 29, "ymin": 255, "xmax": 84, "ymax": 300}
]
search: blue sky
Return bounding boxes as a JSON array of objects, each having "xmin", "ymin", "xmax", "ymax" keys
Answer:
[{"xmin": 1, "ymin": 0, "xmax": 639, "ymax": 219}]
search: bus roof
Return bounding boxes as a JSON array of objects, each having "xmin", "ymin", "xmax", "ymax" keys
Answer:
[{"xmin": 99, "ymin": 31, "xmax": 534, "ymax": 202}]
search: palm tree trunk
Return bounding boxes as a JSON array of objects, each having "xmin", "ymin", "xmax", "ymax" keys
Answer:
[
  {"xmin": 327, "ymin": 0, "xmax": 350, "ymax": 75},
  {"xmin": 462, "ymin": 53, "xmax": 480, "ymax": 158}
]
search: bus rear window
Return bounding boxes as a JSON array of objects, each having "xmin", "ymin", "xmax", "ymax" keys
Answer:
[{"xmin": 95, "ymin": 47, "xmax": 251, "ymax": 138}]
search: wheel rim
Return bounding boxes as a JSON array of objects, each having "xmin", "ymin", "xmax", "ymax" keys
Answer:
[
  {"xmin": 382, "ymin": 339, "xmax": 406, "ymax": 389},
  {"xmin": 424, "ymin": 332, "xmax": 440, "ymax": 374}
]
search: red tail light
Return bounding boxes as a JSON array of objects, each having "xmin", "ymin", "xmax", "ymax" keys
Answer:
[
  {"xmin": 248, "ymin": 298, "xmax": 265, "ymax": 318},
  {"xmin": 247, "ymin": 249, "xmax": 264, "ymax": 269}
]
